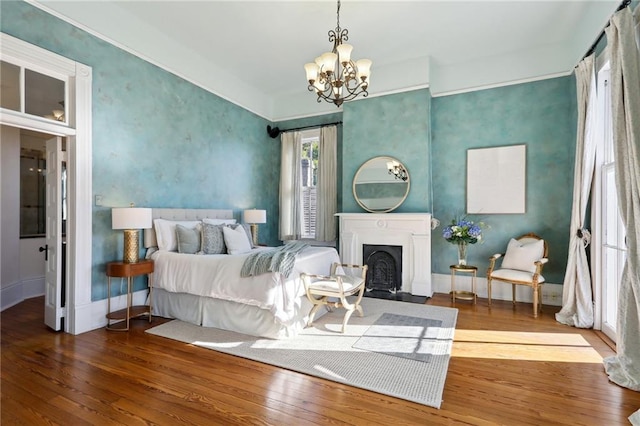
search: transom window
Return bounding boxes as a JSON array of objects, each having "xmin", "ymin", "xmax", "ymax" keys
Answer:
[{"xmin": 0, "ymin": 59, "xmax": 68, "ymax": 124}]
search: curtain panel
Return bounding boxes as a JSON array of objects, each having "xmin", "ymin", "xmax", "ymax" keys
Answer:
[
  {"xmin": 602, "ymin": 5, "xmax": 640, "ymax": 393},
  {"xmin": 279, "ymin": 132, "xmax": 302, "ymax": 241},
  {"xmin": 555, "ymin": 55, "xmax": 597, "ymax": 328},
  {"xmin": 315, "ymin": 125, "xmax": 337, "ymax": 242}
]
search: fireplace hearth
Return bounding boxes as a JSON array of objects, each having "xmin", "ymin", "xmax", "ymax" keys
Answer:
[{"xmin": 363, "ymin": 244, "xmax": 402, "ymax": 292}]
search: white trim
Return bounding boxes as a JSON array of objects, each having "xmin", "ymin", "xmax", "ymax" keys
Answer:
[
  {"xmin": 0, "ymin": 33, "xmax": 93, "ymax": 335},
  {"xmin": 431, "ymin": 71, "xmax": 572, "ymax": 98},
  {"xmin": 66, "ymin": 61, "xmax": 93, "ymax": 335},
  {"xmin": 592, "ymin": 61, "xmax": 609, "ymax": 332},
  {"xmin": 0, "ymin": 110, "xmax": 76, "ymax": 136},
  {"xmin": 80, "ymin": 289, "xmax": 149, "ymax": 333},
  {"xmin": 0, "ymin": 278, "xmax": 45, "ymax": 311},
  {"xmin": 269, "ymin": 85, "xmax": 431, "ymax": 122}
]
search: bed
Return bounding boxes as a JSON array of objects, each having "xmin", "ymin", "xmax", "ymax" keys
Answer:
[{"xmin": 144, "ymin": 208, "xmax": 341, "ymax": 339}]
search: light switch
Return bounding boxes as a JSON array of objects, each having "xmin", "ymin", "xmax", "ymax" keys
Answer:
[{"xmin": 95, "ymin": 195, "xmax": 103, "ymax": 206}]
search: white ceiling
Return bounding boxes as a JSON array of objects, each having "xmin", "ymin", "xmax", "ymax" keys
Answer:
[{"xmin": 32, "ymin": 1, "xmax": 620, "ymax": 121}]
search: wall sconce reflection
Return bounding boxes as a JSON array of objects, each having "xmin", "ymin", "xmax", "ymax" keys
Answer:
[{"xmin": 387, "ymin": 160, "xmax": 408, "ymax": 181}]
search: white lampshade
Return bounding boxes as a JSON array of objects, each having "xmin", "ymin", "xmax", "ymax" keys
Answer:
[
  {"xmin": 356, "ymin": 59, "xmax": 372, "ymax": 81},
  {"xmin": 243, "ymin": 209, "xmax": 267, "ymax": 224},
  {"xmin": 112, "ymin": 207, "xmax": 153, "ymax": 230},
  {"xmin": 321, "ymin": 52, "xmax": 337, "ymax": 73},
  {"xmin": 336, "ymin": 43, "xmax": 353, "ymax": 64},
  {"xmin": 304, "ymin": 63, "xmax": 319, "ymax": 83}
]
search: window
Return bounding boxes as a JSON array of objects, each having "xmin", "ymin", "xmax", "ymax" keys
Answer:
[
  {"xmin": 300, "ymin": 131, "xmax": 319, "ymax": 239},
  {"xmin": 0, "ymin": 59, "xmax": 68, "ymax": 123},
  {"xmin": 18, "ymin": 130, "xmax": 67, "ymax": 238},
  {"xmin": 20, "ymin": 141, "xmax": 46, "ymax": 236},
  {"xmin": 595, "ymin": 63, "xmax": 626, "ymax": 342}
]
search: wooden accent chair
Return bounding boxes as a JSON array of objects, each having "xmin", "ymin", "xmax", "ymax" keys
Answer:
[
  {"xmin": 301, "ymin": 263, "xmax": 368, "ymax": 333},
  {"xmin": 487, "ymin": 233, "xmax": 549, "ymax": 317}
]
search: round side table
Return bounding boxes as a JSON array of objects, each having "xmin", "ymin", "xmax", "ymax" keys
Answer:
[{"xmin": 450, "ymin": 264, "xmax": 477, "ymax": 305}]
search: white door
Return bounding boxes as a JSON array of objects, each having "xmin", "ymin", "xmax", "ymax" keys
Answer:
[{"xmin": 44, "ymin": 136, "xmax": 63, "ymax": 330}]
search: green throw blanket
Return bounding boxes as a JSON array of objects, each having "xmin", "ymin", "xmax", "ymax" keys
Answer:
[{"xmin": 240, "ymin": 242, "xmax": 309, "ymax": 278}]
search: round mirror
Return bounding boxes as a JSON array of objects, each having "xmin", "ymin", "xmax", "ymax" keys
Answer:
[{"xmin": 353, "ymin": 156, "xmax": 410, "ymax": 213}]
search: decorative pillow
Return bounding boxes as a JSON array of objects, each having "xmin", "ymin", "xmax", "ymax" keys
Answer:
[
  {"xmin": 154, "ymin": 219, "xmax": 202, "ymax": 252},
  {"xmin": 203, "ymin": 218, "xmax": 237, "ymax": 225},
  {"xmin": 222, "ymin": 225, "xmax": 252, "ymax": 255},
  {"xmin": 201, "ymin": 223, "xmax": 226, "ymax": 254},
  {"xmin": 227, "ymin": 223, "xmax": 255, "ymax": 248},
  {"xmin": 501, "ymin": 238, "xmax": 544, "ymax": 273},
  {"xmin": 176, "ymin": 224, "xmax": 201, "ymax": 254}
]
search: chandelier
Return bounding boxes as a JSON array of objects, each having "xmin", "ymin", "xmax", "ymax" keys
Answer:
[{"xmin": 304, "ymin": 0, "xmax": 371, "ymax": 107}]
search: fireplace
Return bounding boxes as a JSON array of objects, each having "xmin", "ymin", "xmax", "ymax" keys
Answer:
[
  {"xmin": 363, "ymin": 244, "xmax": 402, "ymax": 292},
  {"xmin": 337, "ymin": 213, "xmax": 432, "ymax": 296}
]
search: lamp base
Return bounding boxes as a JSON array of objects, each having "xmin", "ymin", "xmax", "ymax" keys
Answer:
[
  {"xmin": 250, "ymin": 224, "xmax": 259, "ymax": 246},
  {"xmin": 123, "ymin": 229, "xmax": 140, "ymax": 263}
]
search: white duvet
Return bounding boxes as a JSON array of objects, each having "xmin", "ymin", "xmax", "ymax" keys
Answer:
[{"xmin": 151, "ymin": 246, "xmax": 340, "ymax": 326}]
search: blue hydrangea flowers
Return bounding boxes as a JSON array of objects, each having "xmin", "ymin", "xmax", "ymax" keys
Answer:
[{"xmin": 442, "ymin": 218, "xmax": 485, "ymax": 244}]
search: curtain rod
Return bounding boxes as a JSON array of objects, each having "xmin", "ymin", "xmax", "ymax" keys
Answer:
[
  {"xmin": 581, "ymin": 0, "xmax": 631, "ymax": 61},
  {"xmin": 266, "ymin": 121, "xmax": 342, "ymax": 139}
]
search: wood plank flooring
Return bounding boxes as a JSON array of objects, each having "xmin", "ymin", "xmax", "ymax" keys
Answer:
[{"xmin": 2, "ymin": 294, "xmax": 639, "ymax": 425}]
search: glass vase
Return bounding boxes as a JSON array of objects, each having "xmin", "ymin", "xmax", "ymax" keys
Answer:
[{"xmin": 457, "ymin": 242, "xmax": 468, "ymax": 266}]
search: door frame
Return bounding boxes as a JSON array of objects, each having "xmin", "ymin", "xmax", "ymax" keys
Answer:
[{"xmin": 1, "ymin": 33, "xmax": 93, "ymax": 335}]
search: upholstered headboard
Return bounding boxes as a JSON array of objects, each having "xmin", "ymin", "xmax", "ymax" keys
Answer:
[{"xmin": 143, "ymin": 208, "xmax": 234, "ymax": 249}]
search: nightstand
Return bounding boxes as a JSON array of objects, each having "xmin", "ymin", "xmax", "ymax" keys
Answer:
[
  {"xmin": 106, "ymin": 259, "xmax": 154, "ymax": 331},
  {"xmin": 450, "ymin": 264, "xmax": 477, "ymax": 305}
]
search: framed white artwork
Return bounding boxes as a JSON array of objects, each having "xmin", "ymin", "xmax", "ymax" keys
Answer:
[{"xmin": 466, "ymin": 144, "xmax": 526, "ymax": 214}]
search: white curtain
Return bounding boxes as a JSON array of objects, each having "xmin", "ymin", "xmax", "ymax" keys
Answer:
[
  {"xmin": 315, "ymin": 125, "xmax": 337, "ymax": 241},
  {"xmin": 602, "ymin": 5, "xmax": 640, "ymax": 393},
  {"xmin": 555, "ymin": 55, "xmax": 597, "ymax": 328},
  {"xmin": 279, "ymin": 131, "xmax": 302, "ymax": 241}
]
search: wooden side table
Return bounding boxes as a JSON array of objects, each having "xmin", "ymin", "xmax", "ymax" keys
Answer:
[
  {"xmin": 450, "ymin": 264, "xmax": 477, "ymax": 305},
  {"xmin": 106, "ymin": 260, "xmax": 154, "ymax": 331}
]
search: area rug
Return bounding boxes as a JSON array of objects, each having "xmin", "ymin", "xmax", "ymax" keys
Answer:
[
  {"xmin": 146, "ymin": 297, "xmax": 458, "ymax": 408},
  {"xmin": 352, "ymin": 313, "xmax": 443, "ymax": 363}
]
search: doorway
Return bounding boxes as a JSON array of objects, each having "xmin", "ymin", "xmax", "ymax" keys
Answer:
[
  {"xmin": 1, "ymin": 127, "xmax": 67, "ymax": 327},
  {"xmin": 1, "ymin": 33, "xmax": 93, "ymax": 334}
]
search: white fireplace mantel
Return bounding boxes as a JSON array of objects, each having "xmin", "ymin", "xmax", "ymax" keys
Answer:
[{"xmin": 336, "ymin": 213, "xmax": 432, "ymax": 296}]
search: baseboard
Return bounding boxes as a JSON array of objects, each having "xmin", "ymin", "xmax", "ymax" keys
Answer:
[
  {"xmin": 431, "ymin": 273, "xmax": 562, "ymax": 306},
  {"xmin": 1, "ymin": 277, "xmax": 45, "ymax": 311},
  {"xmin": 77, "ymin": 289, "xmax": 150, "ymax": 334}
]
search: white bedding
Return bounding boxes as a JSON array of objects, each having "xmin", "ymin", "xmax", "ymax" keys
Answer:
[{"xmin": 151, "ymin": 245, "xmax": 341, "ymax": 326}]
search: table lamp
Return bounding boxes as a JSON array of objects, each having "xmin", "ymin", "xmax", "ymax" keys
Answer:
[
  {"xmin": 112, "ymin": 206, "xmax": 153, "ymax": 263},
  {"xmin": 243, "ymin": 209, "xmax": 267, "ymax": 246}
]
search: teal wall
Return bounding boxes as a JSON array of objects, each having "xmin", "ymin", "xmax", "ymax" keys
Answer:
[
  {"xmin": 3, "ymin": 1, "xmax": 576, "ymax": 300},
  {"xmin": 342, "ymin": 89, "xmax": 433, "ymax": 213},
  {"xmin": 333, "ymin": 81, "xmax": 574, "ymax": 283},
  {"xmin": 431, "ymin": 78, "xmax": 576, "ymax": 283},
  {"xmin": 2, "ymin": 1, "xmax": 280, "ymax": 300}
]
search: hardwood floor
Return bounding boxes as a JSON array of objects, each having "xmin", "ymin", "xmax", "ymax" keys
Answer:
[{"xmin": 2, "ymin": 295, "xmax": 639, "ymax": 425}]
